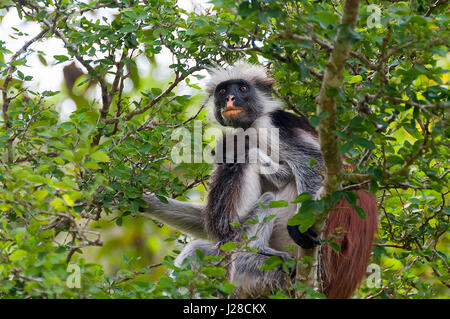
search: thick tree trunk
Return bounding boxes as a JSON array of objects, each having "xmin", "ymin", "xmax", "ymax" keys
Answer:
[{"xmin": 295, "ymin": 0, "xmax": 361, "ymax": 297}]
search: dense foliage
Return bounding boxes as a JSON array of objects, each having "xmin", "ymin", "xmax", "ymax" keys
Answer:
[{"xmin": 0, "ymin": 0, "xmax": 448, "ymax": 298}]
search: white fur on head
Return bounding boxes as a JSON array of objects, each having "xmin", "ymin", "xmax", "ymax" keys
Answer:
[
  {"xmin": 206, "ymin": 61, "xmax": 273, "ymax": 95},
  {"xmin": 205, "ymin": 61, "xmax": 282, "ymax": 116}
]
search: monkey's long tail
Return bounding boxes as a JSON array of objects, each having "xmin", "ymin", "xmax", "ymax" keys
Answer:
[{"xmin": 320, "ymin": 190, "xmax": 378, "ymax": 299}]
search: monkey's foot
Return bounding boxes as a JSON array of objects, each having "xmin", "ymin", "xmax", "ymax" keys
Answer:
[{"xmin": 286, "ymin": 225, "xmax": 320, "ymax": 250}]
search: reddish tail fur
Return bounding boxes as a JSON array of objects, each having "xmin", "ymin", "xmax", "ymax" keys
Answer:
[{"xmin": 320, "ymin": 190, "xmax": 378, "ymax": 298}]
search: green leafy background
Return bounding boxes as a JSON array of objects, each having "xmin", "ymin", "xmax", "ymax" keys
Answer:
[{"xmin": 0, "ymin": 0, "xmax": 448, "ymax": 298}]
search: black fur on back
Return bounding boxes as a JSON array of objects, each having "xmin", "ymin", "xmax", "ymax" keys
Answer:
[{"xmin": 270, "ymin": 109, "xmax": 318, "ymax": 137}]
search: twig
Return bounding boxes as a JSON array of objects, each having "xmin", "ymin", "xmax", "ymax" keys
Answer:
[
  {"xmin": 111, "ymin": 263, "xmax": 163, "ymax": 286},
  {"xmin": 425, "ymin": 0, "xmax": 448, "ymax": 17},
  {"xmin": 103, "ymin": 67, "xmax": 201, "ymax": 124},
  {"xmin": 92, "ymin": 50, "xmax": 128, "ymax": 146}
]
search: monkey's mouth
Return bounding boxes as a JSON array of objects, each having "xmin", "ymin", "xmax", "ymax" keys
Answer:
[{"xmin": 221, "ymin": 106, "xmax": 244, "ymax": 119}]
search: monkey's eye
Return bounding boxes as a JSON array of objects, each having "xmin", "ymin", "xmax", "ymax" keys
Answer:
[
  {"xmin": 239, "ymin": 86, "xmax": 247, "ymax": 92},
  {"xmin": 219, "ymin": 88, "xmax": 226, "ymax": 95}
]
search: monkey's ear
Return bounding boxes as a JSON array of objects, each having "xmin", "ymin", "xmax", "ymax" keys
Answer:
[{"xmin": 255, "ymin": 77, "xmax": 276, "ymax": 93}]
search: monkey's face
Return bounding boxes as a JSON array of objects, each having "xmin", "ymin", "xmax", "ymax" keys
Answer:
[{"xmin": 213, "ymin": 80, "xmax": 262, "ymax": 128}]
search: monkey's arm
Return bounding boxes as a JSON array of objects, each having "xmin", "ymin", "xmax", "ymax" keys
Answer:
[
  {"xmin": 141, "ymin": 193, "xmax": 208, "ymax": 239},
  {"xmin": 205, "ymin": 162, "xmax": 262, "ymax": 243}
]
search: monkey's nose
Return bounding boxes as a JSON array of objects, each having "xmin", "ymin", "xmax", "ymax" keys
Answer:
[{"xmin": 226, "ymin": 95, "xmax": 235, "ymax": 103}]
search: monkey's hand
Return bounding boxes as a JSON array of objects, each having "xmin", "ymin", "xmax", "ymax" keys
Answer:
[
  {"xmin": 256, "ymin": 246, "xmax": 292, "ymax": 260},
  {"xmin": 287, "ymin": 225, "xmax": 320, "ymax": 250},
  {"xmin": 314, "ymin": 185, "xmax": 326, "ymax": 200},
  {"xmin": 248, "ymin": 148, "xmax": 281, "ymax": 174},
  {"xmin": 248, "ymin": 148, "xmax": 292, "ymax": 188}
]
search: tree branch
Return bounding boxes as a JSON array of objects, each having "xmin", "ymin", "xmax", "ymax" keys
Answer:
[
  {"xmin": 316, "ymin": 0, "xmax": 361, "ymax": 196},
  {"xmin": 1, "ymin": 28, "xmax": 49, "ymax": 163}
]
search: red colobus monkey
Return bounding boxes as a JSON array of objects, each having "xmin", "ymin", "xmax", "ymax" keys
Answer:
[{"xmin": 143, "ymin": 62, "xmax": 378, "ymax": 298}]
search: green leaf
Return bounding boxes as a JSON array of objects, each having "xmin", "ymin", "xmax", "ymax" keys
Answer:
[
  {"xmin": 27, "ymin": 219, "xmax": 40, "ymax": 235},
  {"xmin": 268, "ymin": 200, "xmax": 288, "ymax": 208},
  {"xmin": 195, "ymin": 249, "xmax": 205, "ymax": 260},
  {"xmin": 38, "ymin": 54, "xmax": 47, "ymax": 66},
  {"xmin": 288, "ymin": 199, "xmax": 317, "ymax": 233},
  {"xmin": 352, "ymin": 136, "xmax": 375, "ymax": 150},
  {"xmin": 329, "ymin": 241, "xmax": 341, "ymax": 252},
  {"xmin": 348, "ymin": 75, "xmax": 362, "ymax": 84},
  {"xmin": 318, "ymin": 110, "xmax": 329, "ymax": 121},
  {"xmin": 156, "ymin": 195, "xmax": 168, "ymax": 204},
  {"xmin": 344, "ymin": 192, "xmax": 359, "ymax": 206},
  {"xmin": 91, "ymin": 151, "xmax": 110, "ymax": 162},
  {"xmin": 218, "ymin": 283, "xmax": 235, "ymax": 295},
  {"xmin": 259, "ymin": 256, "xmax": 283, "ymax": 271},
  {"xmin": 245, "ymin": 217, "xmax": 259, "ymax": 225},
  {"xmin": 84, "ymin": 161, "xmax": 100, "ymax": 169},
  {"xmin": 199, "ymin": 266, "xmax": 226, "ymax": 277},
  {"xmin": 10, "ymin": 249, "xmax": 27, "ymax": 261},
  {"xmin": 354, "ymin": 205, "xmax": 366, "ymax": 219},
  {"xmin": 291, "ymin": 192, "xmax": 312, "ymax": 204},
  {"xmin": 54, "ymin": 55, "xmax": 69, "ymax": 63},
  {"xmin": 315, "ymin": 11, "xmax": 340, "ymax": 25},
  {"xmin": 119, "ymin": 24, "xmax": 138, "ymax": 33},
  {"xmin": 220, "ymin": 241, "xmax": 237, "ymax": 252},
  {"xmin": 369, "ymin": 180, "xmax": 378, "ymax": 193},
  {"xmin": 339, "ymin": 142, "xmax": 353, "ymax": 154},
  {"xmin": 309, "ymin": 115, "xmax": 319, "ymax": 127}
]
